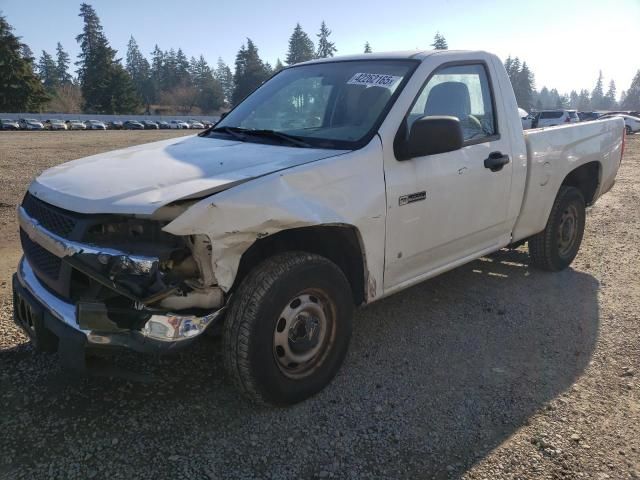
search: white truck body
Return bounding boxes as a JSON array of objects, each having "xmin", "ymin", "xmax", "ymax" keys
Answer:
[{"xmin": 13, "ymin": 50, "xmax": 624, "ymax": 403}]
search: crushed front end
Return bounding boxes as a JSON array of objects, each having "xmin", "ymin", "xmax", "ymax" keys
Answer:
[{"xmin": 12, "ymin": 193, "xmax": 225, "ymax": 369}]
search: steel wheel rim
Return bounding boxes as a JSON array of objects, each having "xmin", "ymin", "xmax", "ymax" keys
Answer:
[
  {"xmin": 273, "ymin": 289, "xmax": 335, "ymax": 379},
  {"xmin": 557, "ymin": 204, "xmax": 579, "ymax": 257}
]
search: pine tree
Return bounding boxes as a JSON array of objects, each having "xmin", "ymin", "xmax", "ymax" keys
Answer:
[
  {"xmin": 538, "ymin": 87, "xmax": 551, "ymax": 109},
  {"xmin": 510, "ymin": 57, "xmax": 521, "ymax": 80},
  {"xmin": 431, "ymin": 32, "xmax": 448, "ymax": 50},
  {"xmin": 550, "ymin": 88, "xmax": 564, "ymax": 108},
  {"xmin": 515, "ymin": 62, "xmax": 534, "ymax": 110},
  {"xmin": 20, "ymin": 44, "xmax": 34, "ymax": 62},
  {"xmin": 232, "ymin": 39, "xmax": 268, "ymax": 105},
  {"xmin": 285, "ymin": 23, "xmax": 315, "ymax": 65},
  {"xmin": 0, "ymin": 14, "xmax": 48, "ymax": 111},
  {"xmin": 191, "ymin": 55, "xmax": 224, "ymax": 113},
  {"xmin": 76, "ymin": 3, "xmax": 114, "ymax": 112},
  {"xmin": 504, "ymin": 56, "xmax": 514, "ymax": 84},
  {"xmin": 577, "ymin": 89, "xmax": 591, "ymax": 111},
  {"xmin": 126, "ymin": 36, "xmax": 153, "ymax": 106},
  {"xmin": 274, "ymin": 58, "xmax": 285, "ymax": 73},
  {"xmin": 175, "ymin": 48, "xmax": 191, "ymax": 86},
  {"xmin": 604, "ymin": 80, "xmax": 617, "ymax": 110},
  {"xmin": 163, "ymin": 48, "xmax": 178, "ymax": 90},
  {"xmin": 621, "ymin": 70, "xmax": 640, "ymax": 110},
  {"xmin": 108, "ymin": 62, "xmax": 141, "ymax": 114},
  {"xmin": 364, "ymin": 42, "xmax": 372, "ymax": 53},
  {"xmin": 215, "ymin": 58, "xmax": 234, "ymax": 106},
  {"xmin": 569, "ymin": 90, "xmax": 579, "ymax": 109},
  {"xmin": 316, "ymin": 21, "xmax": 336, "ymax": 58},
  {"xmin": 55, "ymin": 42, "xmax": 72, "ymax": 84},
  {"xmin": 37, "ymin": 50, "xmax": 59, "ymax": 91},
  {"xmin": 76, "ymin": 3, "xmax": 139, "ymax": 113},
  {"xmin": 619, "ymin": 90, "xmax": 627, "ymax": 107},
  {"xmin": 591, "ymin": 70, "xmax": 605, "ymax": 110},
  {"xmin": 150, "ymin": 45, "xmax": 164, "ymax": 97}
]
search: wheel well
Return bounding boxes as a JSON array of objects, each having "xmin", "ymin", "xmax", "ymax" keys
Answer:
[
  {"xmin": 231, "ymin": 225, "xmax": 367, "ymax": 305},
  {"xmin": 561, "ymin": 161, "xmax": 601, "ymax": 205}
]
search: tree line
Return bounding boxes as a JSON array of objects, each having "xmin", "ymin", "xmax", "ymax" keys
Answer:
[
  {"xmin": 2, "ymin": 5, "xmax": 639, "ymax": 115},
  {"xmin": 505, "ymin": 56, "xmax": 638, "ymax": 112}
]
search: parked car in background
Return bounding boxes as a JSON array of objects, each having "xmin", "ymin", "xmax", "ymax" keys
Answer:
[
  {"xmin": 169, "ymin": 119, "xmax": 190, "ymax": 129},
  {"xmin": 158, "ymin": 121, "xmax": 171, "ymax": 129},
  {"xmin": 66, "ymin": 120, "xmax": 87, "ymax": 130},
  {"xmin": 1, "ymin": 119, "xmax": 20, "ymax": 130},
  {"xmin": 123, "ymin": 120, "xmax": 145, "ymax": 130},
  {"xmin": 598, "ymin": 114, "xmax": 640, "ymax": 135},
  {"xmin": 578, "ymin": 111, "xmax": 601, "ymax": 122},
  {"xmin": 188, "ymin": 120, "xmax": 205, "ymax": 129},
  {"xmin": 44, "ymin": 119, "xmax": 67, "ymax": 131},
  {"xmin": 18, "ymin": 118, "xmax": 45, "ymax": 130},
  {"xmin": 533, "ymin": 110, "xmax": 579, "ymax": 128},
  {"xmin": 85, "ymin": 120, "xmax": 107, "ymax": 130},
  {"xmin": 108, "ymin": 121, "xmax": 123, "ymax": 130},
  {"xmin": 141, "ymin": 120, "xmax": 159, "ymax": 130},
  {"xmin": 519, "ymin": 108, "xmax": 534, "ymax": 129},
  {"xmin": 202, "ymin": 120, "xmax": 214, "ymax": 128}
]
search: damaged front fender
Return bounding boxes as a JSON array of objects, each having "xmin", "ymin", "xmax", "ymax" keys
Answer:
[{"xmin": 163, "ymin": 139, "xmax": 388, "ymax": 300}]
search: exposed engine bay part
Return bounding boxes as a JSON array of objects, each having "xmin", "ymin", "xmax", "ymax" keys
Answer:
[
  {"xmin": 188, "ymin": 235, "xmax": 217, "ymax": 287},
  {"xmin": 159, "ymin": 285, "xmax": 224, "ymax": 310}
]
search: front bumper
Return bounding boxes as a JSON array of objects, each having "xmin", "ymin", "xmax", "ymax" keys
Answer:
[{"xmin": 13, "ymin": 256, "xmax": 224, "ymax": 367}]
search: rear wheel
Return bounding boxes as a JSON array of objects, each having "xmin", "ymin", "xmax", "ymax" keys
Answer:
[
  {"xmin": 528, "ymin": 186, "xmax": 586, "ymax": 271},
  {"xmin": 626, "ymin": 125, "xmax": 632, "ymax": 135},
  {"xmin": 223, "ymin": 252, "xmax": 353, "ymax": 405}
]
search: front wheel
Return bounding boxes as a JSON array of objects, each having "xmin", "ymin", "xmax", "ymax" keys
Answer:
[
  {"xmin": 626, "ymin": 125, "xmax": 632, "ymax": 135},
  {"xmin": 223, "ymin": 252, "xmax": 353, "ymax": 405},
  {"xmin": 528, "ymin": 186, "xmax": 586, "ymax": 271}
]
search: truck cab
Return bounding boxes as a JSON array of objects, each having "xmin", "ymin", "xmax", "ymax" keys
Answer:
[{"xmin": 13, "ymin": 50, "xmax": 624, "ymax": 405}]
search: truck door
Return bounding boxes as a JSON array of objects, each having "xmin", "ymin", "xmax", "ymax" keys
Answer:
[{"xmin": 383, "ymin": 62, "xmax": 514, "ymax": 290}]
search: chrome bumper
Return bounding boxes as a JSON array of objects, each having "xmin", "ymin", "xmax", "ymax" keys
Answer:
[{"xmin": 16, "ymin": 257, "xmax": 223, "ymax": 350}]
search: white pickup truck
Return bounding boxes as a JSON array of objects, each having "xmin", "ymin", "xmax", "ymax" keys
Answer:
[{"xmin": 13, "ymin": 50, "xmax": 624, "ymax": 405}]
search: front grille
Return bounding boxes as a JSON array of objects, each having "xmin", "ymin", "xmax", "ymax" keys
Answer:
[
  {"xmin": 22, "ymin": 193, "xmax": 77, "ymax": 238},
  {"xmin": 20, "ymin": 229, "xmax": 62, "ymax": 280}
]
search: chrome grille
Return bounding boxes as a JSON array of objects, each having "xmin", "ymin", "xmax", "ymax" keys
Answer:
[
  {"xmin": 20, "ymin": 229, "xmax": 62, "ymax": 280},
  {"xmin": 21, "ymin": 193, "xmax": 77, "ymax": 237}
]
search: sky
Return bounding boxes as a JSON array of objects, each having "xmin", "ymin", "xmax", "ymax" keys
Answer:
[{"xmin": 1, "ymin": 0, "xmax": 638, "ymax": 98}]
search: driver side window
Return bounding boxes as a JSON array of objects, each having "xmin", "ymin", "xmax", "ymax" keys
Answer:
[{"xmin": 409, "ymin": 63, "xmax": 496, "ymax": 142}]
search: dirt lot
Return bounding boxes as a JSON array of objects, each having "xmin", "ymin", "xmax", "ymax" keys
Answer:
[{"xmin": 0, "ymin": 131, "xmax": 638, "ymax": 480}]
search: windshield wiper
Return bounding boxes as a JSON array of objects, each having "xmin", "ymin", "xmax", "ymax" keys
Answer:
[
  {"xmin": 208, "ymin": 126, "xmax": 312, "ymax": 148},
  {"xmin": 207, "ymin": 126, "xmax": 247, "ymax": 141},
  {"xmin": 242, "ymin": 129, "xmax": 312, "ymax": 148}
]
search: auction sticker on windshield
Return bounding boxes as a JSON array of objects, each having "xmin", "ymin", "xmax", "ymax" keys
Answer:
[{"xmin": 347, "ymin": 73, "xmax": 401, "ymax": 89}]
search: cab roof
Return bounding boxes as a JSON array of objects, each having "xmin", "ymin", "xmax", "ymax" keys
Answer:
[{"xmin": 296, "ymin": 49, "xmax": 488, "ymax": 65}]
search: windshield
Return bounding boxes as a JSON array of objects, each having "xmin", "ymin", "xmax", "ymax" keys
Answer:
[{"xmin": 209, "ymin": 59, "xmax": 418, "ymax": 149}]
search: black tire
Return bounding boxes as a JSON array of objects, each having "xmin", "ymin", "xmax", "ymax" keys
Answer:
[
  {"xmin": 626, "ymin": 125, "xmax": 632, "ymax": 135},
  {"xmin": 528, "ymin": 186, "xmax": 586, "ymax": 271},
  {"xmin": 223, "ymin": 251, "xmax": 354, "ymax": 406}
]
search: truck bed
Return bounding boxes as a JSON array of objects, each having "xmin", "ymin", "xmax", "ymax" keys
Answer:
[{"xmin": 511, "ymin": 118, "xmax": 624, "ymax": 242}]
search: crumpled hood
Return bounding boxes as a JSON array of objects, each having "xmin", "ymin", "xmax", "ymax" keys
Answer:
[{"xmin": 29, "ymin": 135, "xmax": 348, "ymax": 215}]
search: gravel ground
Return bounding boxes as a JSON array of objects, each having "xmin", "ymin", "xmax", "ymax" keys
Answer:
[{"xmin": 0, "ymin": 132, "xmax": 638, "ymax": 480}]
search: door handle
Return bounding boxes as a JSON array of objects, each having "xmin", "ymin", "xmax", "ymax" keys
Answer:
[{"xmin": 484, "ymin": 151, "xmax": 510, "ymax": 172}]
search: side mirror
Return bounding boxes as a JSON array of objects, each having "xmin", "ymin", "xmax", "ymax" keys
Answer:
[{"xmin": 400, "ymin": 116, "xmax": 464, "ymax": 160}]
